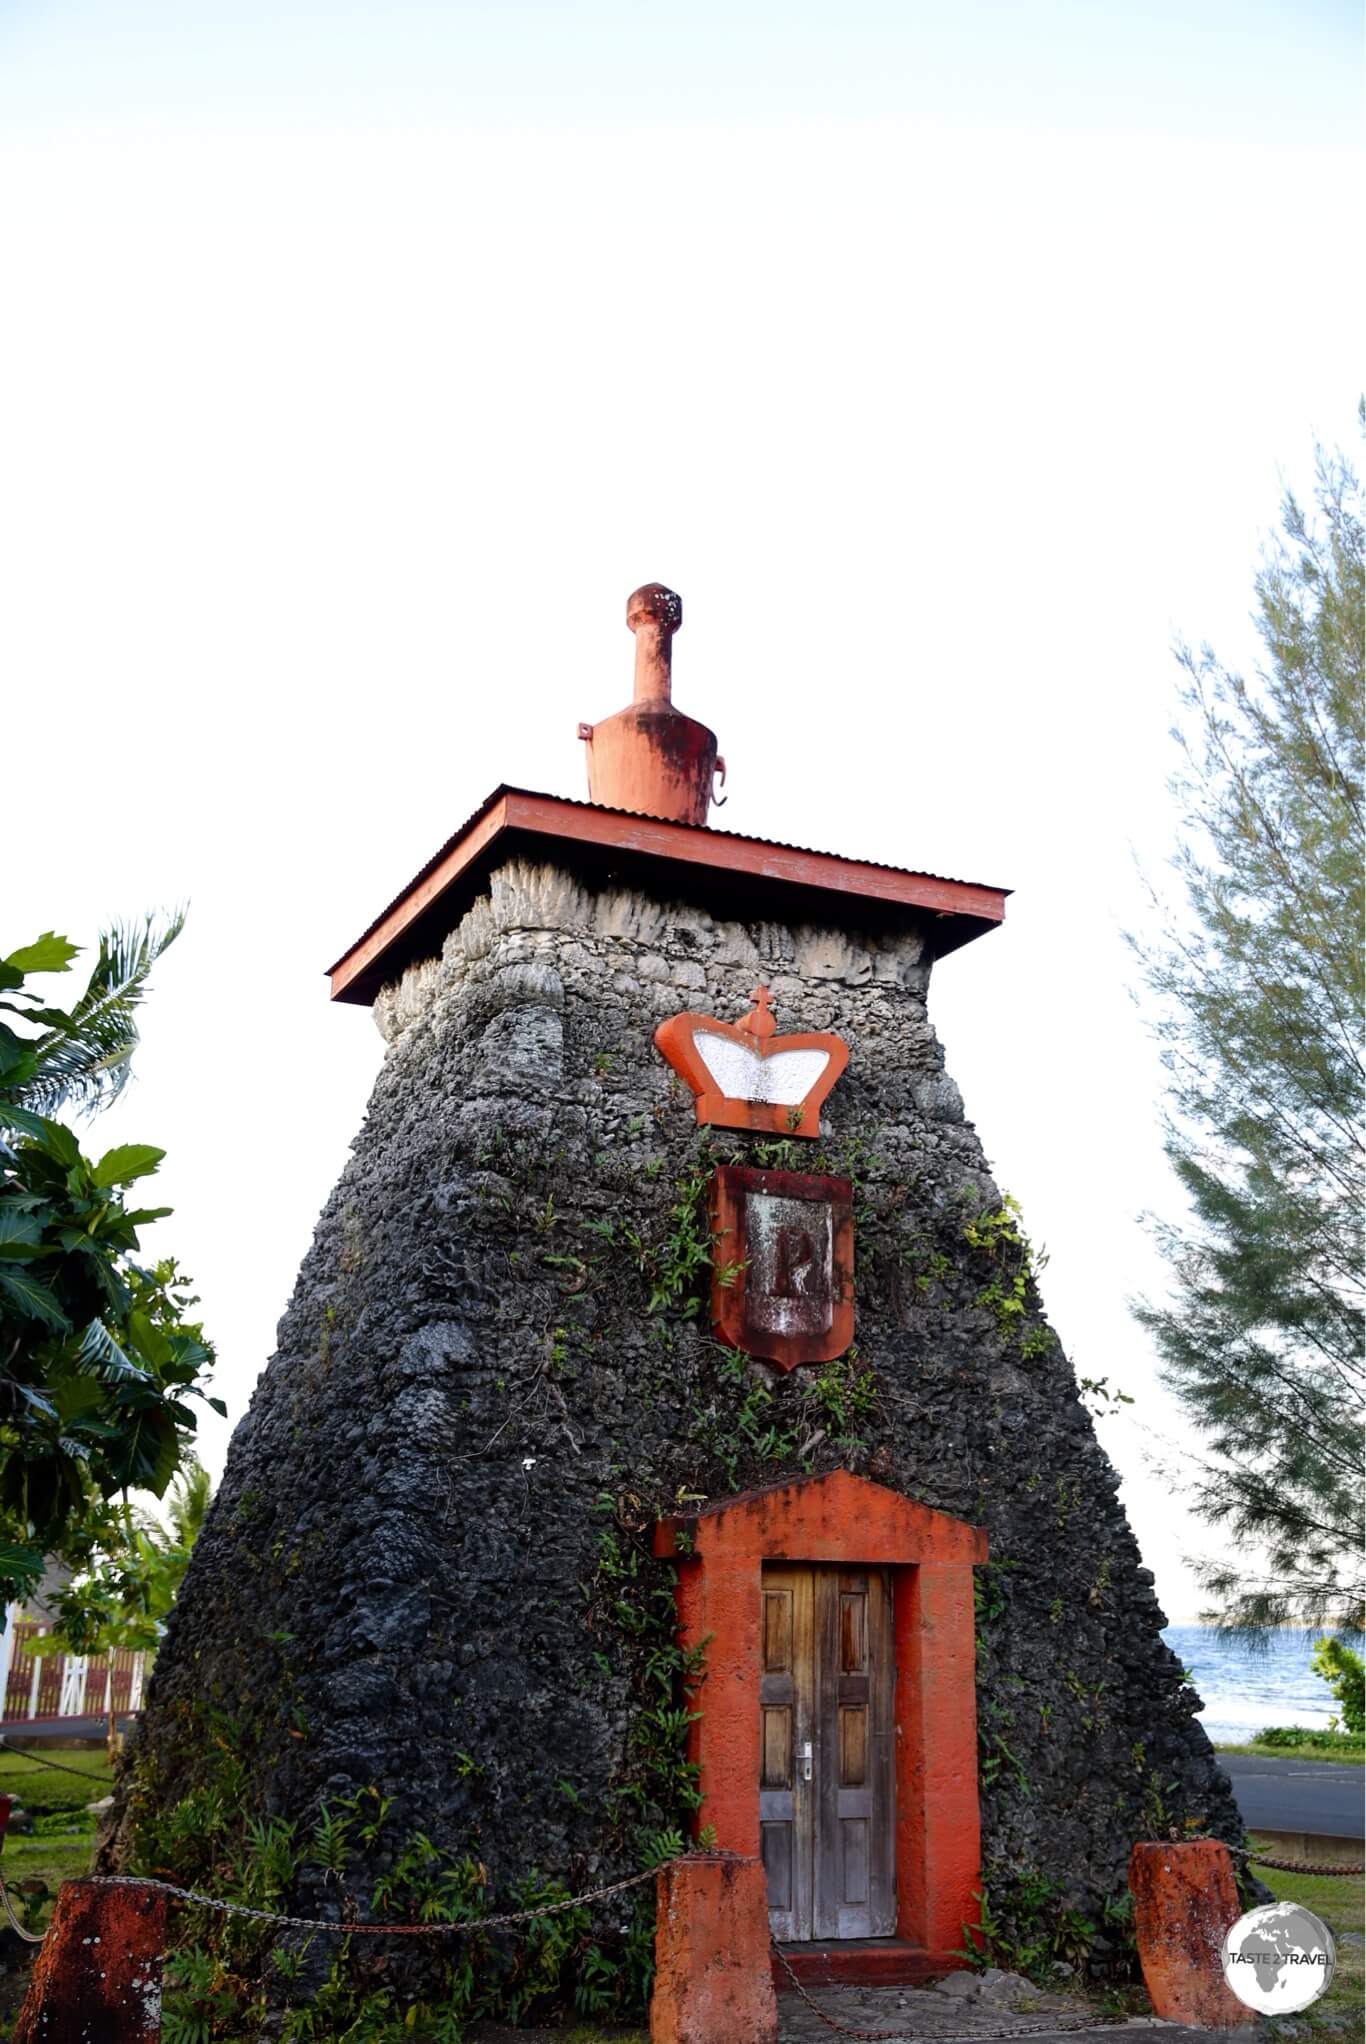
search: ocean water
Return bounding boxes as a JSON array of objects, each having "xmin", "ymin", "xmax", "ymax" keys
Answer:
[{"xmin": 1162, "ymin": 1625, "xmax": 1341, "ymax": 1743}]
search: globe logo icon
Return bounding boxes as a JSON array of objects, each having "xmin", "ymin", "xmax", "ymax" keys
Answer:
[{"xmin": 1219, "ymin": 1903, "xmax": 1336, "ymax": 2014}]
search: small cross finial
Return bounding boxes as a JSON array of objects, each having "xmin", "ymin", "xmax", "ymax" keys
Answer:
[{"xmin": 738, "ymin": 986, "xmax": 777, "ymax": 1041}]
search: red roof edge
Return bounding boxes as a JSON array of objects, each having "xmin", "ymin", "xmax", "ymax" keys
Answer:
[{"xmin": 326, "ymin": 786, "xmax": 1010, "ymax": 1006}]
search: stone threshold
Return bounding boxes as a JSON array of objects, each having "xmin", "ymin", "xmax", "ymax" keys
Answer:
[{"xmin": 773, "ymin": 1939, "xmax": 962, "ymax": 1987}]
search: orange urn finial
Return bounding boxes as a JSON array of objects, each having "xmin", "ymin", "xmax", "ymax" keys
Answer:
[
  {"xmin": 626, "ymin": 582, "xmax": 683, "ymax": 704},
  {"xmin": 577, "ymin": 584, "xmax": 726, "ymax": 826}
]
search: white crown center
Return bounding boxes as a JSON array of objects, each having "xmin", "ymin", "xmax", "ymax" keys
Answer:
[{"xmin": 692, "ymin": 1029, "xmax": 831, "ymax": 1107}]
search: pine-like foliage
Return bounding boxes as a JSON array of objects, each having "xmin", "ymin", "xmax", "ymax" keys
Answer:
[{"xmin": 1135, "ymin": 423, "xmax": 1364, "ymax": 1633}]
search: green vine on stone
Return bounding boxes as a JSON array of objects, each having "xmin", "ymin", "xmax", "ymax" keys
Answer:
[
  {"xmin": 958, "ymin": 1867, "xmax": 1136, "ymax": 1986},
  {"xmin": 960, "ymin": 1192, "xmax": 1051, "ymax": 1348},
  {"xmin": 806, "ymin": 1347, "xmax": 878, "ymax": 1443},
  {"xmin": 134, "ymin": 1695, "xmax": 662, "ymax": 2040},
  {"xmin": 587, "ymin": 1491, "xmax": 710, "ymax": 1863}
]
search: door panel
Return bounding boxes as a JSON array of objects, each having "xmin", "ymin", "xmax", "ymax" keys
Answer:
[
  {"xmin": 760, "ymin": 1563, "xmax": 896, "ymax": 1942},
  {"xmin": 839, "ymin": 1704, "xmax": 867, "ymax": 1785},
  {"xmin": 758, "ymin": 1567, "xmax": 814, "ymax": 1941},
  {"xmin": 842, "ymin": 1816, "xmax": 869, "ymax": 1904},
  {"xmin": 762, "ymin": 1705, "xmax": 792, "ymax": 1787},
  {"xmin": 761, "ymin": 1820, "xmax": 794, "ymax": 1912}
]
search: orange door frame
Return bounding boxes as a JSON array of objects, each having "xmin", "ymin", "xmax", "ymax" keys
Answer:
[{"xmin": 655, "ymin": 1470, "xmax": 987, "ymax": 1980}]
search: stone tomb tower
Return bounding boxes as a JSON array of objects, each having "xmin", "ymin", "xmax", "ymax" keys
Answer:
[{"xmin": 112, "ymin": 585, "xmax": 1245, "ymax": 2022}]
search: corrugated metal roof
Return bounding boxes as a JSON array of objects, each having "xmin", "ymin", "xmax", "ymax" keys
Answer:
[{"xmin": 332, "ymin": 782, "xmax": 1010, "ymax": 966}]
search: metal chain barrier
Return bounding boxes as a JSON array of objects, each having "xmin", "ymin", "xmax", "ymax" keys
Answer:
[
  {"xmin": 0, "ymin": 1805, "xmax": 673, "ymax": 1956},
  {"xmin": 1247, "ymin": 1849, "xmax": 1363, "ymax": 1875},
  {"xmin": 1220, "ymin": 1834, "xmax": 1364, "ymax": 1878},
  {"xmin": 82, "ymin": 1862, "xmax": 665, "ymax": 1937},
  {"xmin": 1194, "ymin": 1839, "xmax": 1366, "ymax": 1880},
  {"xmin": 0, "ymin": 1798, "xmax": 1355, "ymax": 2036}
]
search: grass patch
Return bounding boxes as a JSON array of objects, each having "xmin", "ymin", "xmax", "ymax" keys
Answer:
[
  {"xmin": 0, "ymin": 1806, "xmax": 100, "ymax": 2025},
  {"xmin": 0, "ymin": 1746, "xmax": 109, "ymax": 2017},
  {"xmin": 0, "ymin": 1745, "xmax": 115, "ymax": 1814},
  {"xmin": 0, "ymin": 1808, "xmax": 98, "ymax": 1913},
  {"xmin": 1215, "ymin": 1738, "xmax": 1364, "ymax": 1766},
  {"xmin": 1254, "ymin": 1840, "xmax": 1363, "ymax": 2034}
]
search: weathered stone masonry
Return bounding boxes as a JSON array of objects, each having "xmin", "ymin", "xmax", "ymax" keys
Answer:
[{"xmin": 107, "ymin": 852, "xmax": 1246, "ymax": 1990}]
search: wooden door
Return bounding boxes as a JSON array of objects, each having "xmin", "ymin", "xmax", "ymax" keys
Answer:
[
  {"xmin": 759, "ymin": 1564, "xmax": 896, "ymax": 1942},
  {"xmin": 759, "ymin": 1566, "xmax": 815, "ymax": 1939}
]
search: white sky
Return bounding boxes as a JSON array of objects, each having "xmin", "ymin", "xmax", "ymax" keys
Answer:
[{"xmin": 2, "ymin": 2, "xmax": 1360, "ymax": 1622}]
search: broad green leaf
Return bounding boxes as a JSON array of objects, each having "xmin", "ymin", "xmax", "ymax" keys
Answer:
[
  {"xmin": 121, "ymin": 1207, "xmax": 174, "ymax": 1229},
  {"xmin": 0, "ymin": 1206, "xmax": 43, "ymax": 1249},
  {"xmin": 60, "ymin": 1417, "xmax": 123, "ymax": 1442},
  {"xmin": 103, "ymin": 1407, "xmax": 180, "ymax": 1495},
  {"xmin": 26, "ymin": 1115, "xmax": 82, "ymax": 1168},
  {"xmin": 0, "ymin": 1542, "xmax": 45, "ymax": 1598},
  {"xmin": 48, "ymin": 1374, "xmax": 106, "ymax": 1421},
  {"xmin": 0, "ymin": 1027, "xmax": 37, "ymax": 1083},
  {"xmin": 77, "ymin": 1256, "xmax": 130, "ymax": 1318},
  {"xmin": 167, "ymin": 1337, "xmax": 212, "ymax": 1373},
  {"xmin": 127, "ymin": 1307, "xmax": 173, "ymax": 1370},
  {"xmin": 0, "ymin": 1264, "xmax": 70, "ymax": 1330},
  {"xmin": 4, "ymin": 934, "xmax": 80, "ymax": 975},
  {"xmin": 0, "ymin": 1100, "xmax": 51, "ymax": 1140},
  {"xmin": 106, "ymin": 1376, "xmax": 162, "ymax": 1409},
  {"xmin": 91, "ymin": 1143, "xmax": 165, "ymax": 1189},
  {"xmin": 145, "ymin": 1419, "xmax": 182, "ymax": 1496}
]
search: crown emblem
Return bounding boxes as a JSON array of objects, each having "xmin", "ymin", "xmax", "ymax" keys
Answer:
[{"xmin": 654, "ymin": 987, "xmax": 848, "ymax": 1138}]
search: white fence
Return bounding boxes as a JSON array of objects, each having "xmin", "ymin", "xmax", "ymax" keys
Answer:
[{"xmin": 1, "ymin": 1620, "xmax": 147, "ymax": 1724}]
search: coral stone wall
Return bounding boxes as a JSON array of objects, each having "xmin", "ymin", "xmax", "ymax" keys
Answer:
[{"xmin": 109, "ymin": 856, "xmax": 1245, "ymax": 1989}]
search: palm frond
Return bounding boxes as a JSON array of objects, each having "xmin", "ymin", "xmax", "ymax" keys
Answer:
[
  {"xmin": 75, "ymin": 1316, "xmax": 152, "ymax": 1383},
  {"xmin": 17, "ymin": 911, "xmax": 185, "ymax": 1117},
  {"xmin": 164, "ymin": 1452, "xmax": 214, "ymax": 1550}
]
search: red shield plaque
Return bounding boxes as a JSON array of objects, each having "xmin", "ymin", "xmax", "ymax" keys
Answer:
[{"xmin": 710, "ymin": 1164, "xmax": 854, "ymax": 1371}]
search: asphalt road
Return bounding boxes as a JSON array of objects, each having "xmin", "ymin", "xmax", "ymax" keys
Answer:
[{"xmin": 1222, "ymin": 1752, "xmax": 1364, "ymax": 1839}]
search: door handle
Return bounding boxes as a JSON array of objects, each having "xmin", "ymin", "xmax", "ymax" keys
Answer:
[{"xmin": 801, "ymin": 1740, "xmax": 813, "ymax": 1782}]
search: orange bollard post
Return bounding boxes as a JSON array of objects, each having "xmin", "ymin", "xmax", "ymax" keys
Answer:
[
  {"xmin": 651, "ymin": 1854, "xmax": 778, "ymax": 2044},
  {"xmin": 12, "ymin": 1876, "xmax": 166, "ymax": 2043},
  {"xmin": 1128, "ymin": 1840, "xmax": 1250, "ymax": 2028}
]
